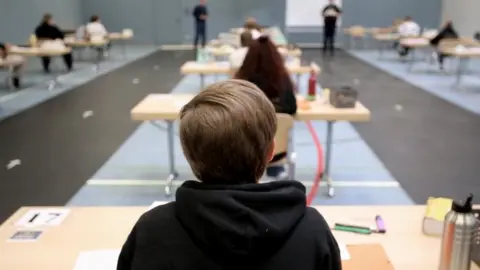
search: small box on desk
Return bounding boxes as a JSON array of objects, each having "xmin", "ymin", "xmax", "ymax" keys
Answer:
[
  {"xmin": 343, "ymin": 244, "xmax": 394, "ymax": 270},
  {"xmin": 329, "ymin": 85, "xmax": 358, "ymax": 108}
]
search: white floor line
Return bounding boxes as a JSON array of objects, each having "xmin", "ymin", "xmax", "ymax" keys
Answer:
[
  {"xmin": 160, "ymin": 44, "xmax": 195, "ymax": 50},
  {"xmin": 86, "ymin": 179, "xmax": 400, "ymax": 188},
  {"xmin": 0, "ymin": 91, "xmax": 26, "ymax": 103}
]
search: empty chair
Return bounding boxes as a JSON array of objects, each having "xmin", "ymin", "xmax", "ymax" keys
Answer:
[{"xmin": 266, "ymin": 113, "xmax": 294, "ymax": 180}]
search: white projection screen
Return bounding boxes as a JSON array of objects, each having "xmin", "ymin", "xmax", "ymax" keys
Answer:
[{"xmin": 286, "ymin": 0, "xmax": 343, "ymax": 27}]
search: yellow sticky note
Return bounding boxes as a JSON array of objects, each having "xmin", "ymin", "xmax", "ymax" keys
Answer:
[{"xmin": 425, "ymin": 197, "xmax": 453, "ymax": 221}]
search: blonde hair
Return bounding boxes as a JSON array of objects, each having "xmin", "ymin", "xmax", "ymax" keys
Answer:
[
  {"xmin": 179, "ymin": 79, "xmax": 277, "ymax": 184},
  {"xmin": 244, "ymin": 17, "xmax": 261, "ymax": 31}
]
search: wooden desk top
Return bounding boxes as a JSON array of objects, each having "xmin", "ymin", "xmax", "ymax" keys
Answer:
[
  {"xmin": 399, "ymin": 37, "xmax": 430, "ymax": 48},
  {"xmin": 440, "ymin": 47, "xmax": 480, "ymax": 58},
  {"xmin": 180, "ymin": 60, "xmax": 321, "ymax": 75},
  {"xmin": 9, "ymin": 46, "xmax": 72, "ymax": 57},
  {"xmin": 0, "ymin": 57, "xmax": 24, "ymax": 67},
  {"xmin": 108, "ymin": 32, "xmax": 134, "ymax": 40},
  {"xmin": 373, "ymin": 33, "xmax": 400, "ymax": 41},
  {"xmin": 1, "ymin": 205, "xmax": 477, "ymax": 270},
  {"xmin": 64, "ymin": 38, "xmax": 108, "ymax": 47},
  {"xmin": 206, "ymin": 46, "xmax": 302, "ymax": 57},
  {"xmin": 130, "ymin": 94, "xmax": 371, "ymax": 122}
]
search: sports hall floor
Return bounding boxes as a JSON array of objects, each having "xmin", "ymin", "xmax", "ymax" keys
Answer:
[{"xmin": 1, "ymin": 46, "xmax": 479, "ymax": 223}]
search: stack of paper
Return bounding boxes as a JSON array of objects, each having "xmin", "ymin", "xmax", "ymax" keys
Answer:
[
  {"xmin": 338, "ymin": 242, "xmax": 351, "ymax": 261},
  {"xmin": 147, "ymin": 201, "xmax": 168, "ymax": 211},
  {"xmin": 73, "ymin": 249, "xmax": 120, "ymax": 270}
]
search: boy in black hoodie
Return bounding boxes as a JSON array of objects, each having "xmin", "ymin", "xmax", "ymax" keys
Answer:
[{"xmin": 117, "ymin": 79, "xmax": 342, "ymax": 270}]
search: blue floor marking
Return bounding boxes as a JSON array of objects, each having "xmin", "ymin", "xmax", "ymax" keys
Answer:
[
  {"xmin": 68, "ymin": 72, "xmax": 414, "ymax": 206},
  {"xmin": 349, "ymin": 50, "xmax": 480, "ymax": 115},
  {"xmin": 0, "ymin": 45, "xmax": 159, "ymax": 121}
]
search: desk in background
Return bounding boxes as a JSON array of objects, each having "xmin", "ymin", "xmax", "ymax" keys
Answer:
[
  {"xmin": 130, "ymin": 94, "xmax": 370, "ymax": 196},
  {"xmin": 9, "ymin": 46, "xmax": 72, "ymax": 91},
  {"xmin": 1, "ymin": 205, "xmax": 477, "ymax": 270},
  {"xmin": 180, "ymin": 60, "xmax": 320, "ymax": 89},
  {"xmin": 440, "ymin": 46, "xmax": 480, "ymax": 88}
]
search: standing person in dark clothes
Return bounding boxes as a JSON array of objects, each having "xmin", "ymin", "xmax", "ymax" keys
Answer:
[
  {"xmin": 192, "ymin": 0, "xmax": 208, "ymax": 48},
  {"xmin": 117, "ymin": 80, "xmax": 342, "ymax": 270},
  {"xmin": 34, "ymin": 13, "xmax": 73, "ymax": 73},
  {"xmin": 430, "ymin": 20, "xmax": 459, "ymax": 70},
  {"xmin": 322, "ymin": 0, "xmax": 341, "ymax": 56}
]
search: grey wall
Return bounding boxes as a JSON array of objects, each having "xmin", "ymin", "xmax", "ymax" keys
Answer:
[
  {"xmin": 80, "ymin": 0, "xmax": 286, "ymax": 45},
  {"xmin": 287, "ymin": 0, "xmax": 443, "ymax": 45},
  {"xmin": 0, "ymin": 0, "xmax": 82, "ymax": 44},
  {"xmin": 441, "ymin": 0, "xmax": 480, "ymax": 37},
  {"xmin": 0, "ymin": 0, "xmax": 441, "ymax": 45}
]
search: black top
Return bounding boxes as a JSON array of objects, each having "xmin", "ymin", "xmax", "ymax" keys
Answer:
[
  {"xmin": 247, "ymin": 74, "xmax": 297, "ymax": 115},
  {"xmin": 0, "ymin": 42, "xmax": 6, "ymax": 59},
  {"xmin": 35, "ymin": 22, "xmax": 64, "ymax": 40},
  {"xmin": 430, "ymin": 26, "xmax": 458, "ymax": 46},
  {"xmin": 322, "ymin": 4, "xmax": 341, "ymax": 25},
  {"xmin": 193, "ymin": 5, "xmax": 208, "ymax": 25},
  {"xmin": 117, "ymin": 180, "xmax": 341, "ymax": 270}
]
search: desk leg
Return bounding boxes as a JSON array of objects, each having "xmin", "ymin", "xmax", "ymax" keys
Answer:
[
  {"xmin": 122, "ymin": 40, "xmax": 127, "ymax": 59},
  {"xmin": 165, "ymin": 120, "xmax": 178, "ymax": 195},
  {"xmin": 47, "ymin": 59, "xmax": 64, "ymax": 91},
  {"xmin": 48, "ymin": 75, "xmax": 60, "ymax": 91},
  {"xmin": 296, "ymin": 74, "xmax": 301, "ymax": 90},
  {"xmin": 454, "ymin": 57, "xmax": 468, "ymax": 89},
  {"xmin": 323, "ymin": 121, "xmax": 334, "ymax": 197},
  {"xmin": 407, "ymin": 48, "xmax": 415, "ymax": 72},
  {"xmin": 94, "ymin": 49, "xmax": 101, "ymax": 73},
  {"xmin": 200, "ymin": 74, "xmax": 205, "ymax": 90},
  {"xmin": 6, "ymin": 66, "xmax": 14, "ymax": 90},
  {"xmin": 287, "ymin": 126, "xmax": 296, "ymax": 180},
  {"xmin": 378, "ymin": 41, "xmax": 383, "ymax": 59}
]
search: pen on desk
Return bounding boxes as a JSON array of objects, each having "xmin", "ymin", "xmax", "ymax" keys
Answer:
[
  {"xmin": 333, "ymin": 224, "xmax": 372, "ymax": 235},
  {"xmin": 375, "ymin": 215, "xmax": 386, "ymax": 233},
  {"xmin": 334, "ymin": 223, "xmax": 371, "ymax": 230}
]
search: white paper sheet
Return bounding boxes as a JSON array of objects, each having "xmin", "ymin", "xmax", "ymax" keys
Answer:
[
  {"xmin": 147, "ymin": 201, "xmax": 169, "ymax": 211},
  {"xmin": 15, "ymin": 208, "xmax": 70, "ymax": 227},
  {"xmin": 338, "ymin": 242, "xmax": 351, "ymax": 261},
  {"xmin": 73, "ymin": 249, "xmax": 120, "ymax": 270}
]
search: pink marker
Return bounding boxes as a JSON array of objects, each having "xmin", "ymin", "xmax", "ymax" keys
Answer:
[{"xmin": 375, "ymin": 215, "xmax": 386, "ymax": 233}]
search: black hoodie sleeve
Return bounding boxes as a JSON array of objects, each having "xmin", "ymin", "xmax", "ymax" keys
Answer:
[
  {"xmin": 117, "ymin": 225, "xmax": 137, "ymax": 270},
  {"xmin": 317, "ymin": 229, "xmax": 342, "ymax": 270},
  {"xmin": 312, "ymin": 209, "xmax": 342, "ymax": 270}
]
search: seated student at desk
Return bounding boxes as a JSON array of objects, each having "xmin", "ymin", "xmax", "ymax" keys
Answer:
[
  {"xmin": 229, "ymin": 31, "xmax": 254, "ymax": 68},
  {"xmin": 234, "ymin": 36, "xmax": 297, "ymax": 180},
  {"xmin": 0, "ymin": 43, "xmax": 25, "ymax": 89},
  {"xmin": 85, "ymin": 15, "xmax": 110, "ymax": 55},
  {"xmin": 430, "ymin": 20, "xmax": 458, "ymax": 70},
  {"xmin": 243, "ymin": 17, "xmax": 262, "ymax": 39},
  {"xmin": 117, "ymin": 80, "xmax": 341, "ymax": 270},
  {"xmin": 397, "ymin": 16, "xmax": 420, "ymax": 56},
  {"xmin": 34, "ymin": 13, "xmax": 73, "ymax": 73},
  {"xmin": 85, "ymin": 15, "xmax": 108, "ymax": 38}
]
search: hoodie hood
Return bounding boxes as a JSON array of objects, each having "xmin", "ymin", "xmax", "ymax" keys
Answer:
[{"xmin": 175, "ymin": 180, "xmax": 306, "ymax": 267}]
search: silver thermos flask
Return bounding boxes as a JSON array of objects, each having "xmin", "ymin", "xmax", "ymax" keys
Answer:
[{"xmin": 439, "ymin": 194, "xmax": 476, "ymax": 270}]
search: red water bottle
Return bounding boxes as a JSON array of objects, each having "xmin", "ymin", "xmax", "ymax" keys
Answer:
[{"xmin": 307, "ymin": 70, "xmax": 317, "ymax": 101}]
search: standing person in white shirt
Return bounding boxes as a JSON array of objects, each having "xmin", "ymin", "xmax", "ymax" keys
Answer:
[
  {"xmin": 397, "ymin": 16, "xmax": 420, "ymax": 56},
  {"xmin": 229, "ymin": 31, "xmax": 254, "ymax": 69}
]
